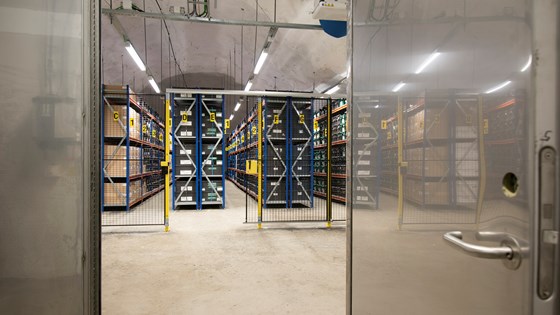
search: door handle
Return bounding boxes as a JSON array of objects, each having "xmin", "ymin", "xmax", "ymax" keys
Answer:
[{"xmin": 443, "ymin": 231, "xmax": 523, "ymax": 270}]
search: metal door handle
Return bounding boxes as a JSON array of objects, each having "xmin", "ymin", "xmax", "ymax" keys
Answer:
[{"xmin": 443, "ymin": 231, "xmax": 513, "ymax": 259}]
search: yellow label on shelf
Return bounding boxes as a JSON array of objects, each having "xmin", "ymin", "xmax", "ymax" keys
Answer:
[
  {"xmin": 434, "ymin": 114, "xmax": 440, "ymax": 123},
  {"xmin": 152, "ymin": 130, "xmax": 156, "ymax": 138},
  {"xmin": 381, "ymin": 120, "xmax": 388, "ymax": 130},
  {"xmin": 387, "ymin": 131, "xmax": 392, "ymax": 140},
  {"xmin": 314, "ymin": 120, "xmax": 319, "ymax": 131},
  {"xmin": 419, "ymin": 121, "xmax": 424, "ymax": 129},
  {"xmin": 225, "ymin": 119, "xmax": 230, "ymax": 129},
  {"xmin": 130, "ymin": 118, "xmax": 134, "ymax": 127},
  {"xmin": 483, "ymin": 119, "xmax": 489, "ymax": 134},
  {"xmin": 113, "ymin": 111, "xmax": 119, "ymax": 121},
  {"xmin": 273, "ymin": 114, "xmax": 279, "ymax": 125},
  {"xmin": 181, "ymin": 113, "xmax": 188, "ymax": 123},
  {"xmin": 246, "ymin": 160, "xmax": 257, "ymax": 174},
  {"xmin": 241, "ymin": 135, "xmax": 245, "ymax": 143},
  {"xmin": 299, "ymin": 114, "xmax": 305, "ymax": 124},
  {"xmin": 324, "ymin": 129, "xmax": 327, "ymax": 137},
  {"xmin": 252, "ymin": 125, "xmax": 256, "ymax": 135},
  {"xmin": 465, "ymin": 114, "xmax": 472, "ymax": 125},
  {"xmin": 210, "ymin": 112, "xmax": 216, "ymax": 122},
  {"xmin": 159, "ymin": 133, "xmax": 163, "ymax": 141},
  {"xmin": 142, "ymin": 125, "xmax": 147, "ymax": 133}
]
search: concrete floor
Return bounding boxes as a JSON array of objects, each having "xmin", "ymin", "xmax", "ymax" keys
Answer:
[{"xmin": 102, "ymin": 181, "xmax": 346, "ymax": 315}]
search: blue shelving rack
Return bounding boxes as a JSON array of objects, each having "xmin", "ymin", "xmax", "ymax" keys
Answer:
[{"xmin": 171, "ymin": 93, "xmax": 225, "ymax": 209}]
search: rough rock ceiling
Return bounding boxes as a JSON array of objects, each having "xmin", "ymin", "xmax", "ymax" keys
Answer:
[{"xmin": 101, "ymin": 0, "xmax": 348, "ymax": 123}]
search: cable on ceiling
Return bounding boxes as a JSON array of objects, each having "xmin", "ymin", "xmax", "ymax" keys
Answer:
[{"xmin": 154, "ymin": 0, "xmax": 187, "ymax": 87}]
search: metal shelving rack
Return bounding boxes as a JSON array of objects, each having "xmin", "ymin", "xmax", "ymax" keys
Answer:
[
  {"xmin": 313, "ymin": 99, "xmax": 348, "ymax": 204},
  {"xmin": 352, "ymin": 95, "xmax": 382, "ymax": 209},
  {"xmin": 199, "ymin": 94, "xmax": 226, "ymax": 208},
  {"xmin": 227, "ymin": 96, "xmax": 314, "ymax": 208},
  {"xmin": 402, "ymin": 91, "xmax": 480, "ymax": 208},
  {"xmin": 101, "ymin": 85, "xmax": 165, "ymax": 211},
  {"xmin": 171, "ymin": 93, "xmax": 226, "ymax": 209}
]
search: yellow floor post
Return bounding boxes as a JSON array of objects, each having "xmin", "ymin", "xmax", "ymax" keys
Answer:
[
  {"xmin": 164, "ymin": 96, "xmax": 171, "ymax": 232},
  {"xmin": 397, "ymin": 97, "xmax": 404, "ymax": 230},
  {"xmin": 257, "ymin": 99, "xmax": 263, "ymax": 229}
]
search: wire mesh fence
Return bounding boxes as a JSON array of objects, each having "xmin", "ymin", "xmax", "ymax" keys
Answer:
[{"xmin": 101, "ymin": 87, "xmax": 166, "ymax": 226}]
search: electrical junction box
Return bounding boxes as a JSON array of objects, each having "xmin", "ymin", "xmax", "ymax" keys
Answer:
[{"xmin": 312, "ymin": 0, "xmax": 348, "ymax": 21}]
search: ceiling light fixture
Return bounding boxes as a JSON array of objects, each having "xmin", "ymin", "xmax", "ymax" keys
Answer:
[
  {"xmin": 229, "ymin": 114, "xmax": 234, "ymax": 120},
  {"xmin": 415, "ymin": 52, "xmax": 441, "ymax": 74},
  {"xmin": 520, "ymin": 56, "xmax": 532, "ymax": 72},
  {"xmin": 253, "ymin": 51, "xmax": 269, "ymax": 74},
  {"xmin": 125, "ymin": 41, "xmax": 146, "ymax": 71},
  {"xmin": 485, "ymin": 80, "xmax": 511, "ymax": 94},
  {"xmin": 148, "ymin": 76, "xmax": 160, "ymax": 93},
  {"xmin": 234, "ymin": 102, "xmax": 241, "ymax": 112},
  {"xmin": 392, "ymin": 82, "xmax": 406, "ymax": 92},
  {"xmin": 325, "ymin": 85, "xmax": 340, "ymax": 95},
  {"xmin": 245, "ymin": 80, "xmax": 253, "ymax": 92}
]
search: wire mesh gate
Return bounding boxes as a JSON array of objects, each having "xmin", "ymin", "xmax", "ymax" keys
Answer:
[
  {"xmin": 230, "ymin": 96, "xmax": 347, "ymax": 224},
  {"xmin": 101, "ymin": 86, "xmax": 169, "ymax": 228}
]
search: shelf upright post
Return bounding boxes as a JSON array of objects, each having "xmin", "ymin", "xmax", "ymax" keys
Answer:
[
  {"xmin": 196, "ymin": 94, "xmax": 202, "ymax": 209},
  {"xmin": 397, "ymin": 96, "xmax": 404, "ymax": 229},
  {"xmin": 221, "ymin": 96, "xmax": 226, "ymax": 208},
  {"xmin": 475, "ymin": 95, "xmax": 486, "ymax": 225},
  {"xmin": 101, "ymin": 86, "xmax": 105, "ymax": 212},
  {"xmin": 310, "ymin": 98, "xmax": 314, "ymax": 208},
  {"xmin": 126, "ymin": 85, "xmax": 131, "ymax": 211},
  {"xmin": 287, "ymin": 97, "xmax": 292, "ymax": 208},
  {"xmin": 257, "ymin": 98, "xmax": 264, "ymax": 228},
  {"xmin": 326, "ymin": 98, "xmax": 333, "ymax": 226},
  {"xmin": 449, "ymin": 94, "xmax": 457, "ymax": 207}
]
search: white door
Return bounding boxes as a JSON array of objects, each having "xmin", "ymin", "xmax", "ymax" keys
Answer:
[{"xmin": 349, "ymin": 0, "xmax": 558, "ymax": 314}]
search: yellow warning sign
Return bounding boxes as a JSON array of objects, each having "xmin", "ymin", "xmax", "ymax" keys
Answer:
[
  {"xmin": 381, "ymin": 120, "xmax": 387, "ymax": 130},
  {"xmin": 113, "ymin": 111, "xmax": 119, "ymax": 121}
]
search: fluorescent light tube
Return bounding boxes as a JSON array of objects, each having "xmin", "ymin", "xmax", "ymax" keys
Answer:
[
  {"xmin": 521, "ymin": 56, "xmax": 531, "ymax": 72},
  {"xmin": 325, "ymin": 85, "xmax": 340, "ymax": 95},
  {"xmin": 392, "ymin": 82, "xmax": 406, "ymax": 92},
  {"xmin": 415, "ymin": 52, "xmax": 441, "ymax": 74},
  {"xmin": 253, "ymin": 51, "xmax": 269, "ymax": 74},
  {"xmin": 229, "ymin": 114, "xmax": 234, "ymax": 120},
  {"xmin": 244, "ymin": 81, "xmax": 253, "ymax": 92},
  {"xmin": 148, "ymin": 76, "xmax": 160, "ymax": 93},
  {"xmin": 234, "ymin": 102, "xmax": 241, "ymax": 112},
  {"xmin": 125, "ymin": 41, "xmax": 146, "ymax": 71},
  {"xmin": 485, "ymin": 80, "xmax": 511, "ymax": 94}
]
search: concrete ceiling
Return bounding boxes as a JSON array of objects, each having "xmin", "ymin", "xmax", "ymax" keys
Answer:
[{"xmin": 101, "ymin": 0, "xmax": 348, "ymax": 126}]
